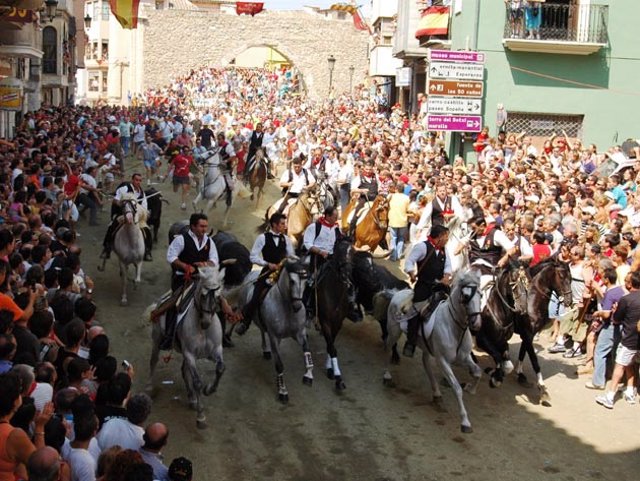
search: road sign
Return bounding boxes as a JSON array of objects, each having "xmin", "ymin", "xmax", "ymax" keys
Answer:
[
  {"xmin": 427, "ymin": 97, "xmax": 482, "ymax": 115},
  {"xmin": 426, "ymin": 115, "xmax": 483, "ymax": 132},
  {"xmin": 428, "ymin": 79, "xmax": 483, "ymax": 98},
  {"xmin": 428, "ymin": 49, "xmax": 485, "ymax": 64},
  {"xmin": 428, "ymin": 62, "xmax": 484, "ymax": 81}
]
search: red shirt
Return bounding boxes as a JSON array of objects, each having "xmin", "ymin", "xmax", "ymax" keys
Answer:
[
  {"xmin": 531, "ymin": 243, "xmax": 551, "ymax": 267},
  {"xmin": 64, "ymin": 174, "xmax": 80, "ymax": 197},
  {"xmin": 171, "ymin": 154, "xmax": 192, "ymax": 177}
]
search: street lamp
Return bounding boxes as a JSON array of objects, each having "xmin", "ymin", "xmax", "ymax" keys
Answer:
[
  {"xmin": 84, "ymin": 14, "xmax": 92, "ymax": 30},
  {"xmin": 42, "ymin": 0, "xmax": 58, "ymax": 23},
  {"xmin": 327, "ymin": 55, "xmax": 336, "ymax": 97},
  {"xmin": 349, "ymin": 65, "xmax": 355, "ymax": 94}
]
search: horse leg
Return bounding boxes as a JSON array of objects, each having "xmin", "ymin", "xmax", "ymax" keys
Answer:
[
  {"xmin": 183, "ymin": 351, "xmax": 206, "ymax": 427},
  {"xmin": 321, "ymin": 323, "xmax": 345, "ymax": 390},
  {"xmin": 222, "ymin": 204, "xmax": 232, "ymax": 227},
  {"xmin": 269, "ymin": 335, "xmax": 288, "ymax": 404},
  {"xmin": 422, "ymin": 350, "xmax": 443, "ymax": 405},
  {"xmin": 134, "ymin": 261, "xmax": 142, "ymax": 286},
  {"xmin": 463, "ymin": 351, "xmax": 483, "ymax": 395},
  {"xmin": 261, "ymin": 327, "xmax": 272, "ymax": 360},
  {"xmin": 475, "ymin": 330, "xmax": 505, "ymax": 387},
  {"xmin": 383, "ymin": 320, "xmax": 403, "ymax": 387},
  {"xmin": 521, "ymin": 330, "xmax": 550, "ymax": 406},
  {"xmin": 515, "ymin": 341, "xmax": 534, "ymax": 388},
  {"xmin": 203, "ymin": 343, "xmax": 225, "ymax": 396},
  {"xmin": 300, "ymin": 334, "xmax": 314, "ymax": 386},
  {"xmin": 120, "ymin": 261, "xmax": 128, "ymax": 306},
  {"xmin": 192, "ymin": 192, "xmax": 202, "ymax": 211},
  {"xmin": 181, "ymin": 359, "xmax": 197, "ymax": 410},
  {"xmin": 147, "ymin": 325, "xmax": 161, "ymax": 393},
  {"xmin": 437, "ymin": 356, "xmax": 473, "ymax": 433}
]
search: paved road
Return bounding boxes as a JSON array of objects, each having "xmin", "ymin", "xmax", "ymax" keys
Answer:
[{"xmin": 80, "ymin": 168, "xmax": 639, "ymax": 481}]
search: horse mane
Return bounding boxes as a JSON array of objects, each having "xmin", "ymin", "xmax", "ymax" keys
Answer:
[{"xmin": 528, "ymin": 255, "xmax": 564, "ymax": 278}]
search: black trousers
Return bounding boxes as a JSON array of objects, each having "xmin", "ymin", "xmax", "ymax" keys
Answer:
[
  {"xmin": 242, "ymin": 267, "xmax": 271, "ymax": 324},
  {"xmin": 276, "ymin": 192, "xmax": 299, "ymax": 214}
]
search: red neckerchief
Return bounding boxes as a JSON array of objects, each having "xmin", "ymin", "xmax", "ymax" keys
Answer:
[
  {"xmin": 362, "ymin": 171, "xmax": 374, "ymax": 179},
  {"xmin": 427, "ymin": 236, "xmax": 441, "ymax": 254},
  {"xmin": 313, "ymin": 156, "xmax": 322, "ymax": 166},
  {"xmin": 318, "ymin": 216, "xmax": 336, "ymax": 228},
  {"xmin": 483, "ymin": 223, "xmax": 496, "ymax": 237}
]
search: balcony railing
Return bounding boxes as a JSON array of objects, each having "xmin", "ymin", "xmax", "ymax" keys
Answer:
[{"xmin": 503, "ymin": 3, "xmax": 608, "ymax": 54}]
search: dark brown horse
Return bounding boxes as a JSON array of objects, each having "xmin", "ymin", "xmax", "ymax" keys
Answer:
[
  {"xmin": 314, "ymin": 238, "xmax": 355, "ymax": 391},
  {"xmin": 341, "ymin": 195, "xmax": 390, "ymax": 252},
  {"xmin": 247, "ymin": 148, "xmax": 267, "ymax": 207}
]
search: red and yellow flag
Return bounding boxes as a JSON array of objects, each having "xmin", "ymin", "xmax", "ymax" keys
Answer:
[
  {"xmin": 416, "ymin": 5, "xmax": 450, "ymax": 38},
  {"xmin": 109, "ymin": 0, "xmax": 141, "ymax": 30}
]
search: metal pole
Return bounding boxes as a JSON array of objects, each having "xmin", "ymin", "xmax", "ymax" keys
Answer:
[{"xmin": 329, "ymin": 70, "xmax": 333, "ymax": 96}]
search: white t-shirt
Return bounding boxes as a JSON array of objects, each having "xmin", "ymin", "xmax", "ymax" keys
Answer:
[
  {"xmin": 63, "ymin": 446, "xmax": 97, "ymax": 481},
  {"xmin": 96, "ymin": 418, "xmax": 144, "ymax": 451}
]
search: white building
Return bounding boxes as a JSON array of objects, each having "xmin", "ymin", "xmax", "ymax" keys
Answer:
[{"xmin": 368, "ymin": 0, "xmax": 402, "ymax": 98}]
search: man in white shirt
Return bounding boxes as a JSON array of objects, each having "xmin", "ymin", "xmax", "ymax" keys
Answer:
[
  {"xmin": 236, "ymin": 213, "xmax": 295, "ymax": 336},
  {"xmin": 63, "ymin": 411, "xmax": 98, "ymax": 481},
  {"xmin": 416, "ymin": 183, "xmax": 464, "ymax": 239},
  {"xmin": 77, "ymin": 166, "xmax": 101, "ymax": 226},
  {"xmin": 97, "ymin": 393, "xmax": 149, "ymax": 452},
  {"xmin": 276, "ymin": 157, "xmax": 316, "ymax": 214}
]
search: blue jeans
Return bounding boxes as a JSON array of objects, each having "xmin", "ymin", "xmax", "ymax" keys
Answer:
[
  {"xmin": 592, "ymin": 323, "xmax": 615, "ymax": 387},
  {"xmin": 389, "ymin": 226, "xmax": 408, "ymax": 261},
  {"xmin": 121, "ymin": 137, "xmax": 130, "ymax": 156}
]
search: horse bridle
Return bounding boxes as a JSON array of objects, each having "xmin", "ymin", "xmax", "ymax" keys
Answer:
[
  {"xmin": 448, "ymin": 283, "xmax": 481, "ymax": 331},
  {"xmin": 195, "ymin": 284, "xmax": 221, "ymax": 316},
  {"xmin": 276, "ymin": 265, "xmax": 308, "ymax": 303},
  {"xmin": 121, "ymin": 199, "xmax": 139, "ymax": 221}
]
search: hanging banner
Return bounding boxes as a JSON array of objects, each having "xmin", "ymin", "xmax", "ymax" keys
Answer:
[
  {"xmin": 416, "ymin": 5, "xmax": 450, "ymax": 38},
  {"xmin": 236, "ymin": 2, "xmax": 264, "ymax": 16},
  {"xmin": 0, "ymin": 86, "xmax": 23, "ymax": 111},
  {"xmin": 109, "ymin": 0, "xmax": 141, "ymax": 29}
]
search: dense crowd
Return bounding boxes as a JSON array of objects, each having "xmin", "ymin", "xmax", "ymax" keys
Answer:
[{"xmin": 0, "ymin": 63, "xmax": 638, "ymax": 479}]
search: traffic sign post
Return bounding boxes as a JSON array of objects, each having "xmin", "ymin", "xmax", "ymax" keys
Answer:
[
  {"xmin": 428, "ymin": 80, "xmax": 483, "ymax": 98},
  {"xmin": 426, "ymin": 115, "xmax": 482, "ymax": 132}
]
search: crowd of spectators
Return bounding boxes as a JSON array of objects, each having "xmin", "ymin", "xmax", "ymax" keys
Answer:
[{"xmin": 0, "ymin": 62, "xmax": 638, "ymax": 480}]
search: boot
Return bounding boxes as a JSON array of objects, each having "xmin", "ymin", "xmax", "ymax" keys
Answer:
[
  {"xmin": 403, "ymin": 315, "xmax": 420, "ymax": 357},
  {"xmin": 159, "ymin": 310, "xmax": 176, "ymax": 350},
  {"xmin": 100, "ymin": 246, "xmax": 111, "ymax": 260}
]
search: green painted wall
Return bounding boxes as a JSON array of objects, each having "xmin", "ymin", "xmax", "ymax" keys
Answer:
[{"xmin": 447, "ymin": 1, "xmax": 640, "ymax": 157}]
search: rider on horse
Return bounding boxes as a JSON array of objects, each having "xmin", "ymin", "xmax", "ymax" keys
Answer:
[
  {"xmin": 416, "ymin": 182, "xmax": 464, "ymax": 235},
  {"xmin": 303, "ymin": 206, "xmax": 363, "ymax": 322},
  {"xmin": 348, "ymin": 161, "xmax": 379, "ymax": 237},
  {"xmin": 464, "ymin": 215, "xmax": 518, "ymax": 308},
  {"xmin": 216, "ymin": 132, "xmax": 237, "ymax": 206},
  {"xmin": 276, "ymin": 156, "xmax": 316, "ymax": 214},
  {"xmin": 235, "ymin": 213, "xmax": 295, "ymax": 336},
  {"xmin": 245, "ymin": 122, "xmax": 275, "ymax": 180},
  {"xmin": 100, "ymin": 172, "xmax": 153, "ymax": 262},
  {"xmin": 160, "ymin": 213, "xmax": 237, "ymax": 350},
  {"xmin": 402, "ymin": 224, "xmax": 452, "ymax": 357}
]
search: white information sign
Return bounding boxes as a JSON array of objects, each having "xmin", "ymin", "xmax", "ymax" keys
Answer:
[
  {"xmin": 428, "ymin": 62, "xmax": 484, "ymax": 81},
  {"xmin": 427, "ymin": 97, "xmax": 482, "ymax": 115}
]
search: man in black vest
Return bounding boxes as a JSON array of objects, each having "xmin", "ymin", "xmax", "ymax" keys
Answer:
[
  {"xmin": 160, "ymin": 213, "xmax": 236, "ymax": 350},
  {"xmin": 402, "ymin": 224, "xmax": 452, "ymax": 357},
  {"xmin": 235, "ymin": 213, "xmax": 295, "ymax": 336},
  {"xmin": 348, "ymin": 162, "xmax": 379, "ymax": 237},
  {"xmin": 100, "ymin": 173, "xmax": 153, "ymax": 261},
  {"xmin": 216, "ymin": 132, "xmax": 237, "ymax": 206}
]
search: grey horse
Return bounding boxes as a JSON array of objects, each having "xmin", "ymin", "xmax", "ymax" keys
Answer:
[
  {"xmin": 147, "ymin": 265, "xmax": 226, "ymax": 428},
  {"xmin": 109, "ymin": 193, "xmax": 146, "ymax": 306},
  {"xmin": 237, "ymin": 258, "xmax": 313, "ymax": 403},
  {"xmin": 383, "ymin": 269, "xmax": 483, "ymax": 433},
  {"xmin": 192, "ymin": 149, "xmax": 234, "ymax": 226}
]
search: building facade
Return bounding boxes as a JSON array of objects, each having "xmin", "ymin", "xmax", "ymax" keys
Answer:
[{"xmin": 368, "ymin": 0, "xmax": 402, "ymax": 100}]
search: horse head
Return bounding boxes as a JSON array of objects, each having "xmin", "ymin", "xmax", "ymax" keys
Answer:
[
  {"xmin": 120, "ymin": 194, "xmax": 139, "ymax": 225},
  {"xmin": 372, "ymin": 195, "xmax": 390, "ymax": 230},
  {"xmin": 194, "ymin": 265, "xmax": 225, "ymax": 329},
  {"xmin": 283, "ymin": 257, "xmax": 309, "ymax": 312},
  {"xmin": 504, "ymin": 265, "xmax": 530, "ymax": 315},
  {"xmin": 453, "ymin": 269, "xmax": 482, "ymax": 331},
  {"xmin": 551, "ymin": 258, "xmax": 573, "ymax": 307}
]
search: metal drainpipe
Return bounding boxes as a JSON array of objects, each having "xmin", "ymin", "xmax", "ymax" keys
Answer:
[{"xmin": 472, "ymin": 0, "xmax": 481, "ymax": 50}]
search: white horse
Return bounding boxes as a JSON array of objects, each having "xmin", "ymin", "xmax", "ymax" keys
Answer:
[
  {"xmin": 383, "ymin": 269, "xmax": 483, "ymax": 433},
  {"xmin": 192, "ymin": 149, "xmax": 234, "ymax": 226},
  {"xmin": 110, "ymin": 193, "xmax": 146, "ymax": 306},
  {"xmin": 147, "ymin": 265, "xmax": 226, "ymax": 428}
]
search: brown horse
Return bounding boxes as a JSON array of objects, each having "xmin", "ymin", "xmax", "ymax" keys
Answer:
[
  {"xmin": 341, "ymin": 195, "xmax": 390, "ymax": 251},
  {"xmin": 264, "ymin": 191, "xmax": 320, "ymax": 248},
  {"xmin": 247, "ymin": 148, "xmax": 267, "ymax": 208}
]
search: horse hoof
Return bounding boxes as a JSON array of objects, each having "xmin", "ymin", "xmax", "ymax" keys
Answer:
[
  {"xmin": 335, "ymin": 378, "xmax": 346, "ymax": 391},
  {"xmin": 196, "ymin": 419, "xmax": 207, "ymax": 429},
  {"xmin": 203, "ymin": 385, "xmax": 216, "ymax": 396},
  {"xmin": 517, "ymin": 373, "xmax": 534, "ymax": 388},
  {"xmin": 326, "ymin": 368, "xmax": 335, "ymax": 380},
  {"xmin": 120, "ymin": 300, "xmax": 128, "ymax": 307},
  {"xmin": 489, "ymin": 377, "xmax": 502, "ymax": 388},
  {"xmin": 278, "ymin": 393, "xmax": 289, "ymax": 404},
  {"xmin": 302, "ymin": 376, "xmax": 313, "ymax": 386},
  {"xmin": 263, "ymin": 352, "xmax": 272, "ymax": 360},
  {"xmin": 383, "ymin": 377, "xmax": 395, "ymax": 388},
  {"xmin": 391, "ymin": 352, "xmax": 400, "ymax": 365},
  {"xmin": 461, "ymin": 425, "xmax": 473, "ymax": 434},
  {"xmin": 540, "ymin": 389, "xmax": 552, "ymax": 407}
]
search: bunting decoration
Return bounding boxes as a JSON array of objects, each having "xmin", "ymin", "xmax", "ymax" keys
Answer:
[
  {"xmin": 109, "ymin": 0, "xmax": 141, "ymax": 30},
  {"xmin": 416, "ymin": 5, "xmax": 450, "ymax": 38},
  {"xmin": 236, "ymin": 2, "xmax": 264, "ymax": 16}
]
